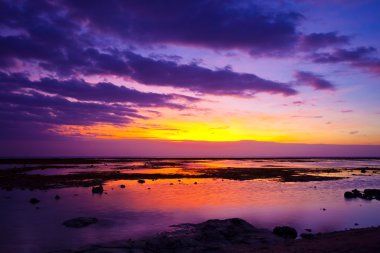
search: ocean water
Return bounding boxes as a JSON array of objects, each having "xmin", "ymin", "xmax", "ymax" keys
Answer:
[{"xmin": 0, "ymin": 158, "xmax": 379, "ymax": 253}]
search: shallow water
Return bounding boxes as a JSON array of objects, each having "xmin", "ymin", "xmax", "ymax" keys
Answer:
[{"xmin": 0, "ymin": 158, "xmax": 380, "ymax": 253}]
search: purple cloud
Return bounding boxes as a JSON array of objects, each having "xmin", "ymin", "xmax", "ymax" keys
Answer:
[
  {"xmin": 63, "ymin": 0, "xmax": 302, "ymax": 55},
  {"xmin": 311, "ymin": 47, "xmax": 380, "ymax": 74},
  {"xmin": 0, "ymin": 72, "xmax": 196, "ymax": 109},
  {"xmin": 299, "ymin": 32, "xmax": 350, "ymax": 51},
  {"xmin": 0, "ymin": 71, "xmax": 203, "ymax": 138},
  {"xmin": 124, "ymin": 52, "xmax": 297, "ymax": 96},
  {"xmin": 294, "ymin": 71, "xmax": 336, "ymax": 90}
]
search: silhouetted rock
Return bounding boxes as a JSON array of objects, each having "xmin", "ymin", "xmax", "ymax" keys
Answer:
[
  {"xmin": 273, "ymin": 226, "xmax": 297, "ymax": 239},
  {"xmin": 29, "ymin": 198, "xmax": 40, "ymax": 204},
  {"xmin": 352, "ymin": 189, "xmax": 362, "ymax": 197},
  {"xmin": 63, "ymin": 217, "xmax": 98, "ymax": 228},
  {"xmin": 363, "ymin": 189, "xmax": 380, "ymax": 200},
  {"xmin": 361, "ymin": 168, "xmax": 367, "ymax": 173},
  {"xmin": 54, "ymin": 195, "xmax": 60, "ymax": 200},
  {"xmin": 344, "ymin": 191, "xmax": 354, "ymax": 198},
  {"xmin": 344, "ymin": 189, "xmax": 380, "ymax": 201},
  {"xmin": 120, "ymin": 184, "xmax": 126, "ymax": 188},
  {"xmin": 137, "ymin": 179, "xmax": 145, "ymax": 184},
  {"xmin": 91, "ymin": 185, "xmax": 103, "ymax": 194}
]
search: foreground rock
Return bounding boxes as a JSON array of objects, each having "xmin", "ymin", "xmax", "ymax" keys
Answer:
[
  {"xmin": 62, "ymin": 217, "xmax": 98, "ymax": 228},
  {"xmin": 50, "ymin": 220, "xmax": 380, "ymax": 253},
  {"xmin": 54, "ymin": 218, "xmax": 283, "ymax": 252},
  {"xmin": 344, "ymin": 188, "xmax": 380, "ymax": 200}
]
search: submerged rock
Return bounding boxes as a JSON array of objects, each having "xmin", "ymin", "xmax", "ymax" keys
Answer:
[
  {"xmin": 273, "ymin": 226, "xmax": 298, "ymax": 239},
  {"xmin": 63, "ymin": 217, "xmax": 98, "ymax": 228},
  {"xmin": 91, "ymin": 185, "xmax": 104, "ymax": 194}
]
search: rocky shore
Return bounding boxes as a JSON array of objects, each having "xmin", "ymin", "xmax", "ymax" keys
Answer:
[{"xmin": 50, "ymin": 218, "xmax": 380, "ymax": 253}]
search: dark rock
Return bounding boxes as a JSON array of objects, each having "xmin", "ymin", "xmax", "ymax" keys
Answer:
[
  {"xmin": 345, "ymin": 189, "xmax": 380, "ymax": 201},
  {"xmin": 354, "ymin": 223, "xmax": 359, "ymax": 226},
  {"xmin": 361, "ymin": 168, "xmax": 366, "ymax": 173},
  {"xmin": 322, "ymin": 208, "xmax": 326, "ymax": 211},
  {"xmin": 363, "ymin": 189, "xmax": 380, "ymax": 200},
  {"xmin": 63, "ymin": 217, "xmax": 98, "ymax": 228},
  {"xmin": 352, "ymin": 189, "xmax": 362, "ymax": 197},
  {"xmin": 273, "ymin": 226, "xmax": 297, "ymax": 239},
  {"xmin": 91, "ymin": 185, "xmax": 103, "ymax": 194},
  {"xmin": 120, "ymin": 184, "xmax": 126, "ymax": 188},
  {"xmin": 54, "ymin": 195, "xmax": 61, "ymax": 200},
  {"xmin": 344, "ymin": 191, "xmax": 354, "ymax": 198},
  {"xmin": 194, "ymin": 182, "xmax": 198, "ymax": 184},
  {"xmin": 137, "ymin": 179, "xmax": 145, "ymax": 184},
  {"xmin": 29, "ymin": 198, "xmax": 40, "ymax": 204}
]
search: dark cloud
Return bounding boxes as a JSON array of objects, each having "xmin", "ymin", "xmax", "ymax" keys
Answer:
[
  {"xmin": 124, "ymin": 51, "xmax": 298, "ymax": 96},
  {"xmin": 299, "ymin": 32, "xmax": 350, "ymax": 51},
  {"xmin": 294, "ymin": 71, "xmax": 336, "ymax": 90},
  {"xmin": 341, "ymin": 109, "xmax": 354, "ymax": 113},
  {"xmin": 311, "ymin": 47, "xmax": 380, "ymax": 74},
  {"xmin": 0, "ymin": 89, "xmax": 139, "ymax": 126},
  {"xmin": 63, "ymin": 0, "xmax": 303, "ymax": 55},
  {"xmin": 0, "ymin": 72, "xmax": 195, "ymax": 109},
  {"xmin": 0, "ymin": 71, "xmax": 202, "ymax": 140},
  {"xmin": 0, "ymin": 36, "xmax": 298, "ymax": 97}
]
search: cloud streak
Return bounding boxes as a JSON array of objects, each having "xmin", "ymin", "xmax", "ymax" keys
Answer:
[
  {"xmin": 311, "ymin": 47, "xmax": 380, "ymax": 74},
  {"xmin": 294, "ymin": 71, "xmax": 336, "ymax": 90}
]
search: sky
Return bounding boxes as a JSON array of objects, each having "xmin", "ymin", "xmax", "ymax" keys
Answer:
[{"xmin": 0, "ymin": 0, "xmax": 379, "ymax": 157}]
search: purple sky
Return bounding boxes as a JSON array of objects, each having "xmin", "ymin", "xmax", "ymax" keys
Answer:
[{"xmin": 0, "ymin": 0, "xmax": 379, "ymax": 157}]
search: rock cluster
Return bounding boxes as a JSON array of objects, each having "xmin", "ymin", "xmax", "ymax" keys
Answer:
[
  {"xmin": 344, "ymin": 189, "xmax": 380, "ymax": 200},
  {"xmin": 56, "ymin": 218, "xmax": 284, "ymax": 252}
]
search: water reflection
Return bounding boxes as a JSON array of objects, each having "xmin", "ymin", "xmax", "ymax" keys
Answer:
[{"xmin": 1, "ymin": 175, "xmax": 380, "ymax": 253}]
